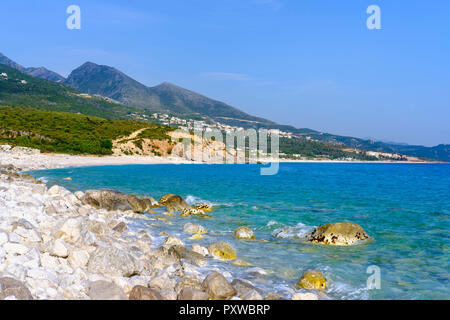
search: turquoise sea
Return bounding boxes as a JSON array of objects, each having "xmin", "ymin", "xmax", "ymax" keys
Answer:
[{"xmin": 30, "ymin": 163, "xmax": 450, "ymax": 300}]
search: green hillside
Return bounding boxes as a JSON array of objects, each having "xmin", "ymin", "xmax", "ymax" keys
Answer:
[
  {"xmin": 0, "ymin": 64, "xmax": 146, "ymax": 120},
  {"xmin": 0, "ymin": 106, "xmax": 171, "ymax": 155}
]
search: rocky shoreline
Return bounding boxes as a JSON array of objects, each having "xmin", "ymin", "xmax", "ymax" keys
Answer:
[{"xmin": 0, "ymin": 146, "xmax": 373, "ymax": 300}]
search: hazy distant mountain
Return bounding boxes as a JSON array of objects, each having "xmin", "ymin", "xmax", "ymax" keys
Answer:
[
  {"xmin": 65, "ymin": 62, "xmax": 278, "ymax": 127},
  {"xmin": 24, "ymin": 67, "xmax": 65, "ymax": 82},
  {"xmin": 0, "ymin": 53, "xmax": 65, "ymax": 82}
]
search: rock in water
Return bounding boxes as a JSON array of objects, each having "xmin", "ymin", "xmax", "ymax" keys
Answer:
[
  {"xmin": 87, "ymin": 246, "xmax": 142, "ymax": 277},
  {"xmin": 177, "ymin": 288, "xmax": 209, "ymax": 300},
  {"xmin": 83, "ymin": 189, "xmax": 157, "ymax": 213},
  {"xmin": 183, "ymin": 222, "xmax": 207, "ymax": 235},
  {"xmin": 129, "ymin": 285, "xmax": 163, "ymax": 300},
  {"xmin": 88, "ymin": 281, "xmax": 127, "ymax": 300},
  {"xmin": 296, "ymin": 270, "xmax": 327, "ymax": 290},
  {"xmin": 306, "ymin": 222, "xmax": 371, "ymax": 246},
  {"xmin": 0, "ymin": 277, "xmax": 33, "ymax": 300},
  {"xmin": 158, "ymin": 193, "xmax": 177, "ymax": 205},
  {"xmin": 193, "ymin": 203, "xmax": 213, "ymax": 212},
  {"xmin": 163, "ymin": 236, "xmax": 184, "ymax": 247},
  {"xmin": 202, "ymin": 272, "xmax": 236, "ymax": 300},
  {"xmin": 160, "ymin": 194, "xmax": 191, "ymax": 212},
  {"xmin": 233, "ymin": 226, "xmax": 255, "ymax": 239},
  {"xmin": 208, "ymin": 241, "xmax": 236, "ymax": 260}
]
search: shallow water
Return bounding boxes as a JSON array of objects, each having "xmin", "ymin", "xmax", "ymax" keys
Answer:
[{"xmin": 30, "ymin": 163, "xmax": 450, "ymax": 299}]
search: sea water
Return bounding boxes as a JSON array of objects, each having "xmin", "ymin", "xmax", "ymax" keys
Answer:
[{"xmin": 30, "ymin": 163, "xmax": 450, "ymax": 300}]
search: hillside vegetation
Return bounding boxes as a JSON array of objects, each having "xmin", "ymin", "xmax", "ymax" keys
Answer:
[
  {"xmin": 0, "ymin": 106, "xmax": 171, "ymax": 155},
  {"xmin": 0, "ymin": 64, "xmax": 145, "ymax": 120}
]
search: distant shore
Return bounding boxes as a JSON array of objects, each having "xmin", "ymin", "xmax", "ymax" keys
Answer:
[{"xmin": 0, "ymin": 146, "xmax": 443, "ymax": 172}]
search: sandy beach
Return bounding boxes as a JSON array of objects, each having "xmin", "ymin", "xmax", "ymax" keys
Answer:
[{"xmin": 0, "ymin": 146, "xmax": 438, "ymax": 173}]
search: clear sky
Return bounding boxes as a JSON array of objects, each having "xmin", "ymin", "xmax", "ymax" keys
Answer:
[{"xmin": 1, "ymin": 0, "xmax": 449, "ymax": 146}]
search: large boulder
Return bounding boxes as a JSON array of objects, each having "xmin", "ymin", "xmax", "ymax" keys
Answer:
[
  {"xmin": 159, "ymin": 194, "xmax": 191, "ymax": 212},
  {"xmin": 0, "ymin": 277, "xmax": 33, "ymax": 300},
  {"xmin": 208, "ymin": 241, "xmax": 236, "ymax": 260},
  {"xmin": 296, "ymin": 270, "xmax": 327, "ymax": 290},
  {"xmin": 306, "ymin": 222, "xmax": 371, "ymax": 246},
  {"xmin": 202, "ymin": 272, "xmax": 236, "ymax": 300},
  {"xmin": 129, "ymin": 285, "xmax": 163, "ymax": 300},
  {"xmin": 83, "ymin": 189, "xmax": 157, "ymax": 213},
  {"xmin": 233, "ymin": 226, "xmax": 255, "ymax": 239},
  {"xmin": 87, "ymin": 246, "xmax": 142, "ymax": 277}
]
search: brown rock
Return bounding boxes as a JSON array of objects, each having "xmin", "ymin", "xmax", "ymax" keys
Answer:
[
  {"xmin": 202, "ymin": 272, "xmax": 236, "ymax": 300},
  {"xmin": 83, "ymin": 189, "xmax": 157, "ymax": 213},
  {"xmin": 306, "ymin": 222, "xmax": 371, "ymax": 246},
  {"xmin": 129, "ymin": 285, "xmax": 164, "ymax": 300},
  {"xmin": 168, "ymin": 245, "xmax": 207, "ymax": 267},
  {"xmin": 0, "ymin": 277, "xmax": 33, "ymax": 300},
  {"xmin": 88, "ymin": 281, "xmax": 127, "ymax": 300},
  {"xmin": 112, "ymin": 222, "xmax": 128, "ymax": 233},
  {"xmin": 177, "ymin": 288, "xmax": 209, "ymax": 300},
  {"xmin": 160, "ymin": 194, "xmax": 191, "ymax": 212},
  {"xmin": 231, "ymin": 279, "xmax": 264, "ymax": 297}
]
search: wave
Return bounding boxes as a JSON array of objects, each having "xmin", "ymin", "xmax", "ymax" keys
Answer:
[
  {"xmin": 184, "ymin": 194, "xmax": 232, "ymax": 207},
  {"xmin": 272, "ymin": 222, "xmax": 316, "ymax": 239}
]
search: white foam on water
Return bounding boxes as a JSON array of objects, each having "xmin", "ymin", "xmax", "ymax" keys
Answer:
[
  {"xmin": 184, "ymin": 194, "xmax": 231, "ymax": 207},
  {"xmin": 272, "ymin": 222, "xmax": 316, "ymax": 239}
]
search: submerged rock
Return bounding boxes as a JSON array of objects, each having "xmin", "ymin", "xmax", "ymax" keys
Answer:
[
  {"xmin": 232, "ymin": 259, "xmax": 252, "ymax": 267},
  {"xmin": 306, "ymin": 222, "xmax": 371, "ymax": 246},
  {"xmin": 233, "ymin": 226, "xmax": 255, "ymax": 240},
  {"xmin": 296, "ymin": 270, "xmax": 327, "ymax": 290},
  {"xmin": 82, "ymin": 189, "xmax": 157, "ymax": 213},
  {"xmin": 208, "ymin": 241, "xmax": 236, "ymax": 261},
  {"xmin": 202, "ymin": 272, "xmax": 236, "ymax": 300}
]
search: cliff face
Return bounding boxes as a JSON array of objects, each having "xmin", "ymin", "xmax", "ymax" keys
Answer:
[{"xmin": 112, "ymin": 130, "xmax": 243, "ymax": 163}]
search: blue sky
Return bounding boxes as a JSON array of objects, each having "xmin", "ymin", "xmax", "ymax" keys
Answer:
[{"xmin": 1, "ymin": 0, "xmax": 449, "ymax": 146}]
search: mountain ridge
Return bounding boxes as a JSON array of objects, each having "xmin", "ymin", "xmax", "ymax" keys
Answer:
[{"xmin": 0, "ymin": 53, "xmax": 65, "ymax": 82}]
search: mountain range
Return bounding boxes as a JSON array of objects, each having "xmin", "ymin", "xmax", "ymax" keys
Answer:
[
  {"xmin": 0, "ymin": 52, "xmax": 448, "ymax": 161},
  {"xmin": 0, "ymin": 53, "xmax": 65, "ymax": 82}
]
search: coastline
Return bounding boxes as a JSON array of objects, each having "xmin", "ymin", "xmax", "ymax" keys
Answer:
[{"xmin": 0, "ymin": 148, "xmax": 442, "ymax": 173}]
